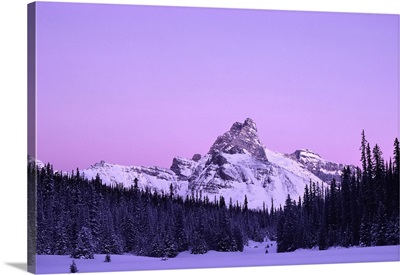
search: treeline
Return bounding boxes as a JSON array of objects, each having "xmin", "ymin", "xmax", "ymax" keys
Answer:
[
  {"xmin": 29, "ymin": 164, "xmax": 277, "ymax": 258},
  {"xmin": 29, "ymin": 132, "xmax": 399, "ymax": 258},
  {"xmin": 277, "ymin": 134, "xmax": 399, "ymax": 252}
]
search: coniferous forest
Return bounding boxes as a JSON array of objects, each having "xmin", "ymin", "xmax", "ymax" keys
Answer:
[
  {"xmin": 277, "ymin": 133, "xmax": 399, "ymax": 252},
  {"xmin": 28, "ymin": 133, "xmax": 399, "ymax": 260},
  {"xmin": 29, "ymin": 163, "xmax": 275, "ymax": 259}
]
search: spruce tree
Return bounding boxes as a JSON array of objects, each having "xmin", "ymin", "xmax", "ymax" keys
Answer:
[
  {"xmin": 372, "ymin": 144, "xmax": 385, "ymax": 205},
  {"xmin": 174, "ymin": 210, "xmax": 189, "ymax": 252},
  {"xmin": 360, "ymin": 130, "xmax": 368, "ymax": 173},
  {"xmin": 392, "ymin": 138, "xmax": 400, "ymax": 217},
  {"xmin": 371, "ymin": 202, "xmax": 387, "ymax": 246},
  {"xmin": 163, "ymin": 233, "xmax": 178, "ymax": 258},
  {"xmin": 340, "ymin": 167, "xmax": 352, "ymax": 247},
  {"xmin": 191, "ymin": 214, "xmax": 208, "ymax": 254},
  {"xmin": 327, "ymin": 178, "xmax": 339, "ymax": 246},
  {"xmin": 71, "ymin": 226, "xmax": 95, "ymax": 259},
  {"xmin": 70, "ymin": 260, "xmax": 78, "ymax": 273},
  {"xmin": 277, "ymin": 195, "xmax": 297, "ymax": 252},
  {"xmin": 104, "ymin": 254, "xmax": 111, "ymax": 262},
  {"xmin": 243, "ymin": 195, "xmax": 248, "ymax": 212},
  {"xmin": 350, "ymin": 170, "xmax": 360, "ymax": 246},
  {"xmin": 394, "ymin": 138, "xmax": 400, "ymax": 174}
]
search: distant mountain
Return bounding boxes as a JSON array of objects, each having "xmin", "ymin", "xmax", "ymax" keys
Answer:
[
  {"xmin": 287, "ymin": 149, "xmax": 357, "ymax": 184},
  {"xmin": 28, "ymin": 155, "xmax": 45, "ymax": 169},
  {"xmin": 76, "ymin": 118, "xmax": 356, "ymax": 209},
  {"xmin": 170, "ymin": 118, "xmax": 327, "ymax": 209}
]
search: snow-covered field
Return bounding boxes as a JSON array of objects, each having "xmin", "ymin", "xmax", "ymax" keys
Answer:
[{"xmin": 36, "ymin": 241, "xmax": 399, "ymax": 274}]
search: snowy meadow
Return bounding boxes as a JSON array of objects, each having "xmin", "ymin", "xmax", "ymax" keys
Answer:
[{"xmin": 36, "ymin": 241, "xmax": 399, "ymax": 274}]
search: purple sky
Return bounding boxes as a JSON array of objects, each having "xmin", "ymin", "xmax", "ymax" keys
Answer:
[{"xmin": 36, "ymin": 2, "xmax": 399, "ymax": 172}]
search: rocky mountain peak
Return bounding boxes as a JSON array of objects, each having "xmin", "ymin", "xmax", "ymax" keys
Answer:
[
  {"xmin": 292, "ymin": 149, "xmax": 323, "ymax": 163},
  {"xmin": 243, "ymin": 117, "xmax": 257, "ymax": 131},
  {"xmin": 209, "ymin": 118, "xmax": 267, "ymax": 161},
  {"xmin": 288, "ymin": 149, "xmax": 356, "ymax": 184},
  {"xmin": 38, "ymin": 117, "xmax": 355, "ymax": 209}
]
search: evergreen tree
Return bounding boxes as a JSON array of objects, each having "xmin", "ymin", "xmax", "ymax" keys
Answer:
[
  {"xmin": 360, "ymin": 130, "xmax": 368, "ymax": 172},
  {"xmin": 120, "ymin": 216, "xmax": 136, "ymax": 253},
  {"xmin": 317, "ymin": 208, "xmax": 328, "ymax": 250},
  {"xmin": 350, "ymin": 170, "xmax": 360, "ymax": 246},
  {"xmin": 277, "ymin": 195, "xmax": 297, "ymax": 252},
  {"xmin": 243, "ymin": 195, "xmax": 248, "ymax": 212},
  {"xmin": 162, "ymin": 232, "xmax": 179, "ymax": 258},
  {"xmin": 327, "ymin": 178, "xmax": 339, "ymax": 246},
  {"xmin": 104, "ymin": 254, "xmax": 111, "ymax": 262},
  {"xmin": 233, "ymin": 226, "xmax": 244, "ymax": 252},
  {"xmin": 53, "ymin": 218, "xmax": 69, "ymax": 255},
  {"xmin": 191, "ymin": 231, "xmax": 208, "ymax": 254},
  {"xmin": 174, "ymin": 209, "xmax": 189, "ymax": 252},
  {"xmin": 69, "ymin": 260, "xmax": 79, "ymax": 273},
  {"xmin": 394, "ymin": 138, "xmax": 400, "ymax": 174},
  {"xmin": 359, "ymin": 139, "xmax": 375, "ymax": 247},
  {"xmin": 71, "ymin": 226, "xmax": 95, "ymax": 259},
  {"xmin": 31, "ymin": 132, "xmax": 399, "ymax": 260},
  {"xmin": 191, "ymin": 213, "xmax": 208, "ymax": 254},
  {"xmin": 372, "ymin": 144, "xmax": 385, "ymax": 205},
  {"xmin": 359, "ymin": 211, "xmax": 372, "ymax": 247},
  {"xmin": 371, "ymin": 202, "xmax": 387, "ymax": 246},
  {"xmin": 88, "ymin": 186, "xmax": 101, "ymax": 251},
  {"xmin": 340, "ymin": 167, "xmax": 352, "ymax": 247},
  {"xmin": 392, "ymin": 138, "xmax": 400, "ymax": 217},
  {"xmin": 70, "ymin": 260, "xmax": 78, "ymax": 273},
  {"xmin": 100, "ymin": 231, "xmax": 123, "ymax": 255}
]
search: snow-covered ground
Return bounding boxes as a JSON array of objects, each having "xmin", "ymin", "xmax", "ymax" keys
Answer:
[{"xmin": 36, "ymin": 241, "xmax": 399, "ymax": 274}]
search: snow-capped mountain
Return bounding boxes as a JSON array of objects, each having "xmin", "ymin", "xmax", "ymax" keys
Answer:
[
  {"xmin": 82, "ymin": 160, "xmax": 187, "ymax": 195},
  {"xmin": 287, "ymin": 149, "xmax": 356, "ymax": 184},
  {"xmin": 28, "ymin": 155, "xmax": 45, "ymax": 169},
  {"xmin": 80, "ymin": 118, "xmax": 353, "ymax": 209}
]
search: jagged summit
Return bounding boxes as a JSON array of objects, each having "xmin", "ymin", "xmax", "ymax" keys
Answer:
[
  {"xmin": 209, "ymin": 118, "xmax": 267, "ymax": 161},
  {"xmin": 288, "ymin": 149, "xmax": 356, "ymax": 184},
  {"xmin": 91, "ymin": 160, "xmax": 107, "ymax": 167},
  {"xmin": 44, "ymin": 118, "xmax": 353, "ymax": 209},
  {"xmin": 230, "ymin": 117, "xmax": 258, "ymax": 133},
  {"xmin": 243, "ymin": 117, "xmax": 257, "ymax": 131},
  {"xmin": 292, "ymin": 149, "xmax": 323, "ymax": 163}
]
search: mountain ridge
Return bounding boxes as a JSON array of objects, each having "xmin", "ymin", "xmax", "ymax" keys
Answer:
[{"xmin": 35, "ymin": 118, "xmax": 357, "ymax": 209}]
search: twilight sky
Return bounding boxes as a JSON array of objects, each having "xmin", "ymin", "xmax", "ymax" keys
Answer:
[{"xmin": 35, "ymin": 2, "xmax": 399, "ymax": 172}]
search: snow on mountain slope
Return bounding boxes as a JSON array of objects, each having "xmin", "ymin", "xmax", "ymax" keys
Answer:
[
  {"xmin": 294, "ymin": 149, "xmax": 324, "ymax": 163},
  {"xmin": 180, "ymin": 119, "xmax": 329, "ymax": 208},
  {"xmin": 287, "ymin": 149, "xmax": 356, "ymax": 184},
  {"xmin": 264, "ymin": 148, "xmax": 323, "ymax": 184},
  {"xmin": 82, "ymin": 160, "xmax": 187, "ymax": 196},
  {"xmin": 28, "ymin": 155, "xmax": 45, "ymax": 169},
  {"xmin": 75, "ymin": 118, "xmax": 353, "ymax": 209},
  {"xmin": 209, "ymin": 118, "xmax": 267, "ymax": 161},
  {"xmin": 187, "ymin": 151, "xmax": 325, "ymax": 209},
  {"xmin": 170, "ymin": 156, "xmax": 202, "ymax": 181}
]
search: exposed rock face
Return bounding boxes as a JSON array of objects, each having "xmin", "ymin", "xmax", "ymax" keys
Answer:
[
  {"xmin": 191, "ymin": 154, "xmax": 202, "ymax": 161},
  {"xmin": 76, "ymin": 118, "xmax": 356, "ymax": 209},
  {"xmin": 183, "ymin": 119, "xmax": 326, "ymax": 207},
  {"xmin": 288, "ymin": 149, "xmax": 356, "ymax": 184},
  {"xmin": 84, "ymin": 160, "xmax": 183, "ymax": 193},
  {"xmin": 209, "ymin": 118, "xmax": 268, "ymax": 161},
  {"xmin": 184, "ymin": 118, "xmax": 271, "ymax": 194},
  {"xmin": 170, "ymin": 157, "xmax": 198, "ymax": 181}
]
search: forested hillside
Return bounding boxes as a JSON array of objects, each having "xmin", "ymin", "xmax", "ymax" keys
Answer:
[
  {"xmin": 28, "ymin": 133, "xmax": 399, "ymax": 259},
  {"xmin": 29, "ymin": 164, "xmax": 277, "ymax": 258},
  {"xmin": 277, "ymin": 134, "xmax": 399, "ymax": 252}
]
